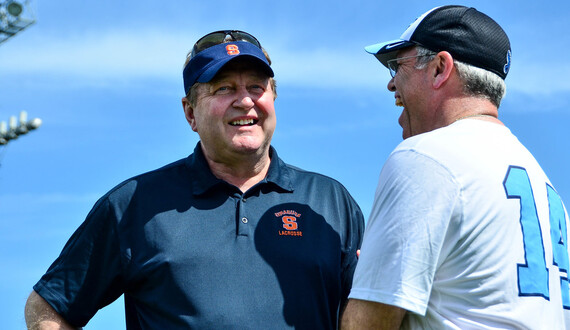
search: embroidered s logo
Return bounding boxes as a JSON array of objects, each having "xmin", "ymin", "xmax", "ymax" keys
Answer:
[
  {"xmin": 275, "ymin": 210, "xmax": 303, "ymax": 237},
  {"xmin": 282, "ymin": 216, "xmax": 298, "ymax": 231},
  {"xmin": 226, "ymin": 44, "xmax": 240, "ymax": 56}
]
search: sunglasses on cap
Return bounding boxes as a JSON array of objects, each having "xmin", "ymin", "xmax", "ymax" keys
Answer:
[{"xmin": 190, "ymin": 30, "xmax": 262, "ymax": 59}]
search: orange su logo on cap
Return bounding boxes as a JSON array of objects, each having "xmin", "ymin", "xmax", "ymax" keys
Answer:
[{"xmin": 226, "ymin": 44, "xmax": 239, "ymax": 55}]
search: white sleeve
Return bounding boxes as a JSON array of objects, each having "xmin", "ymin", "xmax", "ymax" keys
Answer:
[{"xmin": 349, "ymin": 149, "xmax": 461, "ymax": 316}]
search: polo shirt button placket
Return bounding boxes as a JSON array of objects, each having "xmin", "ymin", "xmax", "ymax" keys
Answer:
[{"xmin": 236, "ymin": 196, "xmax": 250, "ymax": 236}]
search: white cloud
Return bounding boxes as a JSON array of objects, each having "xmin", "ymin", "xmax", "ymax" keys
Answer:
[
  {"xmin": 507, "ymin": 62, "xmax": 570, "ymax": 96},
  {"xmin": 268, "ymin": 46, "xmax": 385, "ymax": 86},
  {"xmin": 0, "ymin": 29, "xmax": 192, "ymax": 79},
  {"xmin": 0, "ymin": 29, "xmax": 386, "ymax": 89},
  {"xmin": 1, "ymin": 28, "xmax": 570, "ymax": 96}
]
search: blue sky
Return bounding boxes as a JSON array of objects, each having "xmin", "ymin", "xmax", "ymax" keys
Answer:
[{"xmin": 1, "ymin": 0, "xmax": 569, "ymax": 328}]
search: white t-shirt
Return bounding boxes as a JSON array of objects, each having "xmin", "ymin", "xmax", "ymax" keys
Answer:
[{"xmin": 350, "ymin": 120, "xmax": 570, "ymax": 329}]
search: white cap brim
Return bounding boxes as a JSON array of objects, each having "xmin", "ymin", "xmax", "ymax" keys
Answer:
[{"xmin": 364, "ymin": 39, "xmax": 415, "ymax": 67}]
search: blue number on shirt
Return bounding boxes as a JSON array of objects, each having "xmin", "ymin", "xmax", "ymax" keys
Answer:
[
  {"xmin": 548, "ymin": 184, "xmax": 570, "ymax": 309},
  {"xmin": 504, "ymin": 166, "xmax": 549, "ymax": 299},
  {"xmin": 504, "ymin": 165, "xmax": 570, "ymax": 308}
]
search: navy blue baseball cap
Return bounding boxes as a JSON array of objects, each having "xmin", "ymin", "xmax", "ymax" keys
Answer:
[
  {"xmin": 183, "ymin": 40, "xmax": 274, "ymax": 95},
  {"xmin": 365, "ymin": 5, "xmax": 512, "ymax": 80}
]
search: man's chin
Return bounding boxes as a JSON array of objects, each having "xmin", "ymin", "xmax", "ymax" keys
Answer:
[{"xmin": 231, "ymin": 140, "xmax": 270, "ymax": 155}]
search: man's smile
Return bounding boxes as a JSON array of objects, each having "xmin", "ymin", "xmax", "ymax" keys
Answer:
[{"xmin": 230, "ymin": 118, "xmax": 257, "ymax": 126}]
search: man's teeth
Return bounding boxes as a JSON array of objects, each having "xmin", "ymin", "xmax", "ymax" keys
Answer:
[
  {"xmin": 231, "ymin": 119, "xmax": 255, "ymax": 126},
  {"xmin": 395, "ymin": 99, "xmax": 404, "ymax": 107}
]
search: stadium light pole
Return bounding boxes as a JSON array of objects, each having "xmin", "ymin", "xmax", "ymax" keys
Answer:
[
  {"xmin": 0, "ymin": 0, "xmax": 35, "ymax": 44},
  {"xmin": 0, "ymin": 0, "xmax": 39, "ymax": 151},
  {"xmin": 0, "ymin": 111, "xmax": 42, "ymax": 145}
]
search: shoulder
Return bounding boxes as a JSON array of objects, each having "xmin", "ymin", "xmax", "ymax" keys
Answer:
[
  {"xmin": 272, "ymin": 157, "xmax": 362, "ymax": 214},
  {"xmin": 386, "ymin": 121, "xmax": 507, "ymax": 173},
  {"xmin": 269, "ymin": 148, "xmax": 349, "ymax": 191},
  {"xmin": 379, "ymin": 133, "xmax": 460, "ymax": 200},
  {"xmin": 283, "ymin": 161, "xmax": 353, "ymax": 193},
  {"xmin": 277, "ymin": 160, "xmax": 365, "ymax": 242},
  {"xmin": 386, "ymin": 134, "xmax": 452, "ymax": 178},
  {"xmin": 97, "ymin": 157, "xmax": 190, "ymax": 207}
]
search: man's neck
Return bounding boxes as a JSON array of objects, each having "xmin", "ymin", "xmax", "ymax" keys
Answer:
[
  {"xmin": 440, "ymin": 95, "xmax": 503, "ymax": 127},
  {"xmin": 203, "ymin": 147, "xmax": 272, "ymax": 193}
]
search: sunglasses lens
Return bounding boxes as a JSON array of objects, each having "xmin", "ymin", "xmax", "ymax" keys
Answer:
[
  {"xmin": 194, "ymin": 33, "xmax": 226, "ymax": 53},
  {"xmin": 387, "ymin": 60, "xmax": 397, "ymax": 77},
  {"xmin": 191, "ymin": 31, "xmax": 261, "ymax": 58},
  {"xmin": 231, "ymin": 31, "xmax": 260, "ymax": 48}
]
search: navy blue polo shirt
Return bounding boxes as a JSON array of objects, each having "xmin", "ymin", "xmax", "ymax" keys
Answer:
[{"xmin": 33, "ymin": 143, "xmax": 364, "ymax": 329}]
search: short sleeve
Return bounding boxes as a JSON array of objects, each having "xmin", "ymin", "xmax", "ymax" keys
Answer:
[
  {"xmin": 33, "ymin": 197, "xmax": 125, "ymax": 327},
  {"xmin": 340, "ymin": 193, "xmax": 365, "ymax": 308},
  {"xmin": 349, "ymin": 149, "xmax": 460, "ymax": 315}
]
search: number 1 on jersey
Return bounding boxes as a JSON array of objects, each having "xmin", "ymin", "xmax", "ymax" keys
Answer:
[{"xmin": 504, "ymin": 166, "xmax": 570, "ymax": 309}]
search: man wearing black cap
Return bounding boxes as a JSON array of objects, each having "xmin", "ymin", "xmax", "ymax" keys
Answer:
[
  {"xmin": 341, "ymin": 6, "xmax": 570, "ymax": 329},
  {"xmin": 25, "ymin": 30, "xmax": 364, "ymax": 329}
]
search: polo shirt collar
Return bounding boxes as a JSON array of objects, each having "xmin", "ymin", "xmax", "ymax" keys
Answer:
[{"xmin": 186, "ymin": 142, "xmax": 294, "ymax": 196}]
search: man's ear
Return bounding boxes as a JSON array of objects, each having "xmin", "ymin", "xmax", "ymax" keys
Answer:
[
  {"xmin": 182, "ymin": 97, "xmax": 198, "ymax": 132},
  {"xmin": 432, "ymin": 51, "xmax": 454, "ymax": 89}
]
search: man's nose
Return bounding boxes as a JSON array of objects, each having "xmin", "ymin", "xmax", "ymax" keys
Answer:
[
  {"xmin": 387, "ymin": 77, "xmax": 396, "ymax": 92},
  {"xmin": 233, "ymin": 88, "xmax": 255, "ymax": 108}
]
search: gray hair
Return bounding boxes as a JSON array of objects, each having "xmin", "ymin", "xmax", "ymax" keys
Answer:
[{"xmin": 414, "ymin": 46, "xmax": 506, "ymax": 107}]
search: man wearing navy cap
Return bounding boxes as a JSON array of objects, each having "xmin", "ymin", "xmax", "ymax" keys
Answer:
[
  {"xmin": 342, "ymin": 5, "xmax": 570, "ymax": 329},
  {"xmin": 25, "ymin": 30, "xmax": 364, "ymax": 329}
]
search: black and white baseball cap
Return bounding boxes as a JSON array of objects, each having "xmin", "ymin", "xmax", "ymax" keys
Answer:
[{"xmin": 365, "ymin": 5, "xmax": 512, "ymax": 80}]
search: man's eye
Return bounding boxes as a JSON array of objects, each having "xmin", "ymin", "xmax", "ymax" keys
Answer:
[
  {"xmin": 250, "ymin": 84, "xmax": 265, "ymax": 91},
  {"xmin": 215, "ymin": 86, "xmax": 231, "ymax": 93}
]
